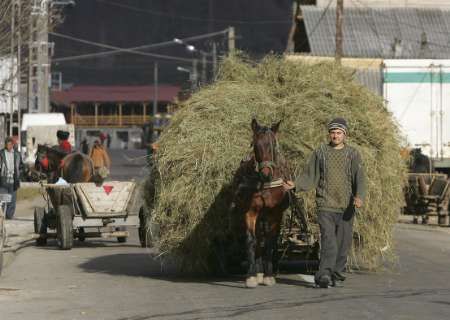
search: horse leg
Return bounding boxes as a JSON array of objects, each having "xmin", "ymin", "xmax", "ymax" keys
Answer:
[
  {"xmin": 262, "ymin": 213, "xmax": 282, "ymax": 286},
  {"xmin": 245, "ymin": 210, "xmax": 259, "ymax": 288},
  {"xmin": 255, "ymin": 218, "xmax": 264, "ymax": 285}
]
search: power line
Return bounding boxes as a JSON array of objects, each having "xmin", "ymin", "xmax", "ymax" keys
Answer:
[
  {"xmin": 50, "ymin": 32, "xmax": 214, "ymax": 63},
  {"xmin": 95, "ymin": 0, "xmax": 291, "ymax": 25},
  {"xmin": 52, "ymin": 29, "xmax": 228, "ymax": 63}
]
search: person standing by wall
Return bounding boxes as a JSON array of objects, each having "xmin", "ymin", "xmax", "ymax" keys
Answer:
[
  {"xmin": 284, "ymin": 117, "xmax": 366, "ymax": 288},
  {"xmin": 0, "ymin": 137, "xmax": 23, "ymax": 219}
]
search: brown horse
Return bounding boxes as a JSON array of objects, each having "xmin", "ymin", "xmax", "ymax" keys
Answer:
[
  {"xmin": 234, "ymin": 119, "xmax": 290, "ymax": 288},
  {"xmin": 34, "ymin": 144, "xmax": 94, "ymax": 183}
]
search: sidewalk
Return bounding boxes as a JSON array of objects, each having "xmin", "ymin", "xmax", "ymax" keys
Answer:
[{"xmin": 2, "ymin": 194, "xmax": 46, "ymax": 269}]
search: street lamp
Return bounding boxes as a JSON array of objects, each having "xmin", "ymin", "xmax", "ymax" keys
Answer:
[
  {"xmin": 176, "ymin": 65, "xmax": 198, "ymax": 91},
  {"xmin": 173, "ymin": 38, "xmax": 217, "ymax": 85}
]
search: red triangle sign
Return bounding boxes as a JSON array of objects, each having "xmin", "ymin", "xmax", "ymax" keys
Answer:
[{"xmin": 103, "ymin": 185, "xmax": 114, "ymax": 195}]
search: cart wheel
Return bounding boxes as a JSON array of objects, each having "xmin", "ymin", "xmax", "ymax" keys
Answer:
[
  {"xmin": 0, "ymin": 226, "xmax": 4, "ymax": 276},
  {"xmin": 139, "ymin": 207, "xmax": 153, "ymax": 248},
  {"xmin": 34, "ymin": 207, "xmax": 47, "ymax": 246},
  {"xmin": 57, "ymin": 205, "xmax": 73, "ymax": 250},
  {"xmin": 116, "ymin": 227, "xmax": 127, "ymax": 243},
  {"xmin": 0, "ymin": 251, "xmax": 3, "ymax": 276},
  {"xmin": 78, "ymin": 228, "xmax": 86, "ymax": 242}
]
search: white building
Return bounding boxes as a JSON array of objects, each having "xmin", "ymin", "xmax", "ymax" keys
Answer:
[{"xmin": 0, "ymin": 56, "xmax": 18, "ymax": 114}]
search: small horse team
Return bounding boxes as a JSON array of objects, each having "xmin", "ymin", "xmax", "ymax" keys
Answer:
[{"xmin": 239, "ymin": 117, "xmax": 366, "ymax": 289}]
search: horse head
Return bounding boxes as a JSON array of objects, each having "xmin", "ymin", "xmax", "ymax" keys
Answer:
[
  {"xmin": 251, "ymin": 118, "xmax": 281, "ymax": 182},
  {"xmin": 34, "ymin": 144, "xmax": 66, "ymax": 182}
]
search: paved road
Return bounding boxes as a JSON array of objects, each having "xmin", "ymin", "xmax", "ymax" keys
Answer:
[
  {"xmin": 107, "ymin": 148, "xmax": 149, "ymax": 181},
  {"xmin": 1, "ymin": 149, "xmax": 450, "ymax": 319},
  {"xmin": 1, "ymin": 224, "xmax": 450, "ymax": 320}
]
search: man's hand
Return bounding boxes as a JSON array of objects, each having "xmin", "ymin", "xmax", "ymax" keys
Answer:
[
  {"xmin": 353, "ymin": 196, "xmax": 363, "ymax": 208},
  {"xmin": 283, "ymin": 180, "xmax": 295, "ymax": 191}
]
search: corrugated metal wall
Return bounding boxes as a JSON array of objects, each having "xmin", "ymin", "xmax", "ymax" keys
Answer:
[
  {"xmin": 301, "ymin": 6, "xmax": 450, "ymax": 59},
  {"xmin": 317, "ymin": 0, "xmax": 450, "ymax": 9}
]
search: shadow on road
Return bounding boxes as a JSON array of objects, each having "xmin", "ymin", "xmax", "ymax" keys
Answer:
[
  {"xmin": 77, "ymin": 252, "xmax": 320, "ymax": 291},
  {"xmin": 111, "ymin": 287, "xmax": 450, "ymax": 320}
]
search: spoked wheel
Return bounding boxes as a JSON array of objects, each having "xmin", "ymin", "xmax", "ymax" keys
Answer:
[
  {"xmin": 0, "ymin": 213, "xmax": 4, "ymax": 276},
  {"xmin": 116, "ymin": 227, "xmax": 127, "ymax": 243},
  {"xmin": 56, "ymin": 205, "xmax": 73, "ymax": 250},
  {"xmin": 34, "ymin": 207, "xmax": 47, "ymax": 246},
  {"xmin": 138, "ymin": 207, "xmax": 154, "ymax": 248},
  {"xmin": 78, "ymin": 227, "xmax": 86, "ymax": 242}
]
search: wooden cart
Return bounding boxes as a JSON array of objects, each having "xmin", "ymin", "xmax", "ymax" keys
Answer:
[
  {"xmin": 34, "ymin": 181, "xmax": 152, "ymax": 250},
  {"xmin": 404, "ymin": 173, "xmax": 450, "ymax": 226},
  {"xmin": 0, "ymin": 193, "xmax": 12, "ymax": 275}
]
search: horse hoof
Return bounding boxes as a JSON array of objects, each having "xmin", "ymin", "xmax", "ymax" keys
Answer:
[
  {"xmin": 256, "ymin": 273, "xmax": 264, "ymax": 284},
  {"xmin": 245, "ymin": 276, "xmax": 258, "ymax": 288},
  {"xmin": 263, "ymin": 276, "xmax": 276, "ymax": 286}
]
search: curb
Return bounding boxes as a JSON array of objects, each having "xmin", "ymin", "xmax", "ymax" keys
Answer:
[{"xmin": 1, "ymin": 233, "xmax": 37, "ymax": 271}]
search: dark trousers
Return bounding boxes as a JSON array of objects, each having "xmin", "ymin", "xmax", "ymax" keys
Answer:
[
  {"xmin": 0, "ymin": 185, "xmax": 17, "ymax": 220},
  {"xmin": 315, "ymin": 209, "xmax": 354, "ymax": 282}
]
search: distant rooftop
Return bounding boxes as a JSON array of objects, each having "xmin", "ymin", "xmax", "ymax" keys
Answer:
[
  {"xmin": 51, "ymin": 85, "xmax": 180, "ymax": 106},
  {"xmin": 301, "ymin": 6, "xmax": 450, "ymax": 59}
]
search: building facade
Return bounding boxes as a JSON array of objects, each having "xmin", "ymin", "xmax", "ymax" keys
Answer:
[{"xmin": 316, "ymin": 0, "xmax": 450, "ymax": 8}]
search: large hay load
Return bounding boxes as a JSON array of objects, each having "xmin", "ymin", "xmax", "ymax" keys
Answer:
[{"xmin": 145, "ymin": 55, "xmax": 406, "ymax": 274}]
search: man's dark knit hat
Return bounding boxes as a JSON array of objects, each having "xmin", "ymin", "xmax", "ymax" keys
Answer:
[
  {"xmin": 57, "ymin": 130, "xmax": 70, "ymax": 140},
  {"xmin": 328, "ymin": 117, "xmax": 348, "ymax": 135}
]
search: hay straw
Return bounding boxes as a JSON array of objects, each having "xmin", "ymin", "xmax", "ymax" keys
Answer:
[{"xmin": 145, "ymin": 54, "xmax": 407, "ymax": 274}]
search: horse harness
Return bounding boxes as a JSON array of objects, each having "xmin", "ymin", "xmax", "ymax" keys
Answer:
[{"xmin": 253, "ymin": 128, "xmax": 285, "ymax": 190}]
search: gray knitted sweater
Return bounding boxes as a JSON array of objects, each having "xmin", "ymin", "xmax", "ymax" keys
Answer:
[{"xmin": 294, "ymin": 143, "xmax": 367, "ymax": 213}]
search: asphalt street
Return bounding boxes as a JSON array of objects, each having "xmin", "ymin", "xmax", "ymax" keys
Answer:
[{"xmin": 1, "ymin": 149, "xmax": 449, "ymax": 320}]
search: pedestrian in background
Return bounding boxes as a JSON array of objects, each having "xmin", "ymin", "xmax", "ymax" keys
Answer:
[
  {"xmin": 106, "ymin": 133, "xmax": 111, "ymax": 149},
  {"xmin": 284, "ymin": 117, "xmax": 366, "ymax": 288},
  {"xmin": 89, "ymin": 140, "xmax": 111, "ymax": 183},
  {"xmin": 0, "ymin": 137, "xmax": 23, "ymax": 219},
  {"xmin": 99, "ymin": 132, "xmax": 107, "ymax": 146},
  {"xmin": 80, "ymin": 138, "xmax": 89, "ymax": 155}
]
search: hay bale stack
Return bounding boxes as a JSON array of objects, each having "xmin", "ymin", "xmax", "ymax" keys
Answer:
[{"xmin": 146, "ymin": 55, "xmax": 406, "ymax": 274}]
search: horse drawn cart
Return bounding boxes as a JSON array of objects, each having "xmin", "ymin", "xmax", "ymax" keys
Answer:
[{"xmin": 34, "ymin": 181, "xmax": 151, "ymax": 249}]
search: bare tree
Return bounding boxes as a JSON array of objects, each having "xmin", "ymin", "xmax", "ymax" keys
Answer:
[{"xmin": 0, "ymin": 1, "xmax": 62, "ymax": 92}]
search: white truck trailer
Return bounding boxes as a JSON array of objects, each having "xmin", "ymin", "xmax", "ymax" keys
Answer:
[
  {"xmin": 383, "ymin": 59, "xmax": 450, "ymax": 170},
  {"xmin": 21, "ymin": 113, "xmax": 75, "ymax": 164}
]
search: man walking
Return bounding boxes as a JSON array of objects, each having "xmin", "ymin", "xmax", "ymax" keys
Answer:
[
  {"xmin": 284, "ymin": 118, "xmax": 366, "ymax": 288},
  {"xmin": 0, "ymin": 137, "xmax": 23, "ymax": 220}
]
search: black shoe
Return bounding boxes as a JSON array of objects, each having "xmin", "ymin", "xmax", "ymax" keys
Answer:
[
  {"xmin": 316, "ymin": 275, "xmax": 331, "ymax": 288},
  {"xmin": 333, "ymin": 271, "xmax": 346, "ymax": 281}
]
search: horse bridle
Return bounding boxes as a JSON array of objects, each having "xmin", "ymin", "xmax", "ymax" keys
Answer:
[{"xmin": 254, "ymin": 129, "xmax": 279, "ymax": 179}]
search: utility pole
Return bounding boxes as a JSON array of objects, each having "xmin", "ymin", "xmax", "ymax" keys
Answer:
[
  {"xmin": 191, "ymin": 59, "xmax": 198, "ymax": 91},
  {"xmin": 29, "ymin": 0, "xmax": 51, "ymax": 114},
  {"xmin": 17, "ymin": 0, "xmax": 22, "ymax": 145},
  {"xmin": 212, "ymin": 42, "xmax": 217, "ymax": 79},
  {"xmin": 10, "ymin": 1, "xmax": 16, "ymax": 136},
  {"xmin": 335, "ymin": 0, "xmax": 344, "ymax": 64},
  {"xmin": 201, "ymin": 53, "xmax": 207, "ymax": 85},
  {"xmin": 153, "ymin": 61, "xmax": 158, "ymax": 116},
  {"xmin": 228, "ymin": 26, "xmax": 235, "ymax": 53}
]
